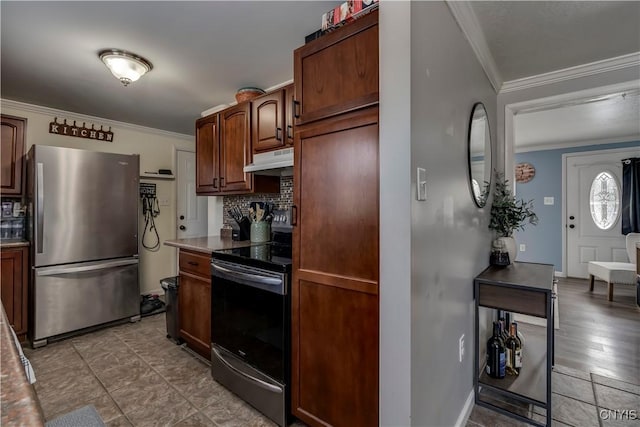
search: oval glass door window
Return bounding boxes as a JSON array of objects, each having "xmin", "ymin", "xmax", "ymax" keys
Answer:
[{"xmin": 589, "ymin": 171, "xmax": 620, "ymax": 230}]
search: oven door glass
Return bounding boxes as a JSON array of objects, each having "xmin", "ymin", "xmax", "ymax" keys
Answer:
[{"xmin": 211, "ymin": 271, "xmax": 285, "ymax": 382}]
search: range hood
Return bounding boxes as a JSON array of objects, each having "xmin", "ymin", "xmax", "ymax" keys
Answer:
[{"xmin": 244, "ymin": 147, "xmax": 293, "ymax": 176}]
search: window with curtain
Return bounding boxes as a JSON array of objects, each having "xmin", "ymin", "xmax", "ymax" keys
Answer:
[{"xmin": 621, "ymin": 157, "xmax": 640, "ymax": 234}]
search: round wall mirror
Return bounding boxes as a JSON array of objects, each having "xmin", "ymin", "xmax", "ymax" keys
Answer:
[{"xmin": 467, "ymin": 102, "xmax": 492, "ymax": 207}]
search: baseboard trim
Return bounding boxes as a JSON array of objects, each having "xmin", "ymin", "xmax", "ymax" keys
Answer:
[
  {"xmin": 455, "ymin": 389, "xmax": 475, "ymax": 427},
  {"xmin": 555, "ymin": 271, "xmax": 566, "ymax": 278}
]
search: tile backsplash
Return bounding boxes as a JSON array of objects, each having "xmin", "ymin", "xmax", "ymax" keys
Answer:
[{"xmin": 222, "ymin": 176, "xmax": 293, "ymax": 228}]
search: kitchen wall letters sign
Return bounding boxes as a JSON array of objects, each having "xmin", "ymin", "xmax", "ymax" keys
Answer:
[{"xmin": 49, "ymin": 117, "xmax": 114, "ymax": 142}]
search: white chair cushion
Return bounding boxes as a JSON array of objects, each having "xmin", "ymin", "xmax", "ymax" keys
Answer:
[{"xmin": 588, "ymin": 261, "xmax": 637, "ymax": 285}]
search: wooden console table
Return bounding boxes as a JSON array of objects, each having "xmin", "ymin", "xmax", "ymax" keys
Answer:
[{"xmin": 474, "ymin": 262, "xmax": 555, "ymax": 427}]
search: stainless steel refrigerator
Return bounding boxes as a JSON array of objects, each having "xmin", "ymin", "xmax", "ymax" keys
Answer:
[{"xmin": 27, "ymin": 145, "xmax": 140, "ymax": 347}]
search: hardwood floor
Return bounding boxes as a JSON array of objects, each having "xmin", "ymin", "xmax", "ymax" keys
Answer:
[{"xmin": 554, "ymin": 276, "xmax": 639, "ymax": 384}]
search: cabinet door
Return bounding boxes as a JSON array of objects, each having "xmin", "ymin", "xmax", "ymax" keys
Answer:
[
  {"xmin": 195, "ymin": 114, "xmax": 219, "ymax": 194},
  {"xmin": 1, "ymin": 115, "xmax": 26, "ymax": 195},
  {"xmin": 0, "ymin": 247, "xmax": 28, "ymax": 337},
  {"xmin": 284, "ymin": 84, "xmax": 295, "ymax": 147},
  {"xmin": 293, "ymin": 10, "xmax": 378, "ymax": 125},
  {"xmin": 178, "ymin": 271, "xmax": 211, "ymax": 359},
  {"xmin": 252, "ymin": 90, "xmax": 285, "ymax": 153},
  {"xmin": 292, "ymin": 107, "xmax": 379, "ymax": 427},
  {"xmin": 219, "ymin": 103, "xmax": 252, "ymax": 193}
]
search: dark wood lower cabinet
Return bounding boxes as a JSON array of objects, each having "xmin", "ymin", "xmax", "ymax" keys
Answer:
[
  {"xmin": 292, "ymin": 107, "xmax": 379, "ymax": 427},
  {"xmin": 178, "ymin": 249, "xmax": 211, "ymax": 359},
  {"xmin": 0, "ymin": 246, "xmax": 28, "ymax": 341}
]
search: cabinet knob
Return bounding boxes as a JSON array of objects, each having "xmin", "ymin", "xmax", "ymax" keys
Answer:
[
  {"xmin": 569, "ymin": 215, "xmax": 575, "ymax": 220},
  {"xmin": 569, "ymin": 224, "xmax": 575, "ymax": 229},
  {"xmin": 179, "ymin": 215, "xmax": 185, "ymax": 220},
  {"xmin": 179, "ymin": 225, "xmax": 186, "ymax": 231}
]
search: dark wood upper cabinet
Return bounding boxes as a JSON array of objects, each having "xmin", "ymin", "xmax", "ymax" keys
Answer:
[
  {"xmin": 293, "ymin": 10, "xmax": 378, "ymax": 126},
  {"xmin": 252, "ymin": 91, "xmax": 285, "ymax": 153},
  {"xmin": 1, "ymin": 115, "xmax": 26, "ymax": 195},
  {"xmin": 195, "ymin": 103, "xmax": 278, "ymax": 196},
  {"xmin": 195, "ymin": 113, "xmax": 219, "ymax": 193},
  {"xmin": 220, "ymin": 103, "xmax": 253, "ymax": 193}
]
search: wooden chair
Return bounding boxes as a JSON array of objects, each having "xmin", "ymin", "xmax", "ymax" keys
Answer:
[{"xmin": 587, "ymin": 233, "xmax": 640, "ymax": 301}]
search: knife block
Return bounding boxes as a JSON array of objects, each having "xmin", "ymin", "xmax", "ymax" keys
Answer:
[{"xmin": 238, "ymin": 218, "xmax": 251, "ymax": 241}]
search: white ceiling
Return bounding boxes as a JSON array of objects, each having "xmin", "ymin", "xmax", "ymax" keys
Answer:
[
  {"xmin": 1, "ymin": 1, "xmax": 639, "ymax": 143},
  {"xmin": 0, "ymin": 1, "xmax": 340, "ymax": 135},
  {"xmin": 470, "ymin": 1, "xmax": 640, "ymax": 82},
  {"xmin": 514, "ymin": 90, "xmax": 640, "ymax": 151}
]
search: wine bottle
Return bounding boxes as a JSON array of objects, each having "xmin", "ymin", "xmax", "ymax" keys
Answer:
[
  {"xmin": 502, "ymin": 312, "xmax": 511, "ymax": 341},
  {"xmin": 486, "ymin": 321, "xmax": 506, "ymax": 379},
  {"xmin": 497, "ymin": 310, "xmax": 507, "ymax": 341},
  {"xmin": 505, "ymin": 322, "xmax": 522, "ymax": 376}
]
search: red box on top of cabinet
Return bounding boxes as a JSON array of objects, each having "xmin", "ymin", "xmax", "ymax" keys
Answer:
[{"xmin": 322, "ymin": 0, "xmax": 378, "ymax": 31}]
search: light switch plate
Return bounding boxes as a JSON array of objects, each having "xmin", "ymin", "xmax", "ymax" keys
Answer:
[
  {"xmin": 416, "ymin": 168, "xmax": 427, "ymax": 201},
  {"xmin": 544, "ymin": 197, "xmax": 554, "ymax": 205}
]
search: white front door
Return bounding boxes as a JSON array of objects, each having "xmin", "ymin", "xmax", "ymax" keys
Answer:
[
  {"xmin": 177, "ymin": 150, "xmax": 208, "ymax": 238},
  {"xmin": 566, "ymin": 149, "xmax": 640, "ymax": 278}
]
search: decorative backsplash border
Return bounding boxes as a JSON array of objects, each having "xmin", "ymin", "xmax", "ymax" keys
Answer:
[{"xmin": 222, "ymin": 176, "xmax": 293, "ymax": 228}]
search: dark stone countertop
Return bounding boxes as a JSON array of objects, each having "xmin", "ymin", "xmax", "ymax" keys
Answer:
[
  {"xmin": 0, "ymin": 304, "xmax": 44, "ymax": 426},
  {"xmin": 164, "ymin": 235, "xmax": 254, "ymax": 254}
]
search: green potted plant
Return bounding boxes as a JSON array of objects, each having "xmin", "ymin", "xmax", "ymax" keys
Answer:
[{"xmin": 488, "ymin": 171, "xmax": 538, "ymax": 264}]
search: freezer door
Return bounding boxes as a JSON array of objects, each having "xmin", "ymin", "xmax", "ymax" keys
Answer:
[
  {"xmin": 32, "ymin": 257, "xmax": 140, "ymax": 341},
  {"xmin": 31, "ymin": 146, "xmax": 139, "ymax": 267}
]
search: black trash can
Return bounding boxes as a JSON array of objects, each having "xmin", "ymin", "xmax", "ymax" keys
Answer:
[{"xmin": 160, "ymin": 276, "xmax": 181, "ymax": 344}]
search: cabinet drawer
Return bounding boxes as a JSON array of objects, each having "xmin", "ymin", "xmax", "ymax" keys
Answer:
[
  {"xmin": 478, "ymin": 283, "xmax": 548, "ymax": 318},
  {"xmin": 179, "ymin": 250, "xmax": 210, "ymax": 277}
]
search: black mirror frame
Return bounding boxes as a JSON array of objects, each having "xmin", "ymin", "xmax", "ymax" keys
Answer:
[{"xmin": 467, "ymin": 102, "xmax": 492, "ymax": 208}]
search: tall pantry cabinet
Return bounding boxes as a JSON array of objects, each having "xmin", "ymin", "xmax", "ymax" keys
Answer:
[{"xmin": 291, "ymin": 10, "xmax": 379, "ymax": 427}]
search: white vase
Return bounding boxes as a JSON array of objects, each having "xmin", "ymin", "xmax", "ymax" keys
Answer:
[{"xmin": 495, "ymin": 236, "xmax": 517, "ymax": 264}]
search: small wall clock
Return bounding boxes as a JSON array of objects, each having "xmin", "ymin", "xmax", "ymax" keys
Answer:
[{"xmin": 515, "ymin": 162, "xmax": 535, "ymax": 183}]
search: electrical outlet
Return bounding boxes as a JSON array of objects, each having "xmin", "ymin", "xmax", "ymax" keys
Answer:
[
  {"xmin": 544, "ymin": 197, "xmax": 554, "ymax": 205},
  {"xmin": 158, "ymin": 198, "xmax": 170, "ymax": 207},
  {"xmin": 459, "ymin": 334, "xmax": 465, "ymax": 363},
  {"xmin": 519, "ymin": 244, "xmax": 526, "ymax": 252}
]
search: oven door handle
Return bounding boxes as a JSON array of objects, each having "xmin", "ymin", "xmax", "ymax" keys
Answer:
[
  {"xmin": 211, "ymin": 262, "xmax": 282, "ymax": 287},
  {"xmin": 212, "ymin": 346, "xmax": 283, "ymax": 394}
]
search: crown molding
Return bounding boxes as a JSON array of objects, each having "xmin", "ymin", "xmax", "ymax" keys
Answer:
[
  {"xmin": 446, "ymin": 1, "xmax": 502, "ymax": 93},
  {"xmin": 0, "ymin": 98, "xmax": 194, "ymax": 141},
  {"xmin": 515, "ymin": 134, "xmax": 640, "ymax": 154},
  {"xmin": 201, "ymin": 79, "xmax": 294, "ymax": 117},
  {"xmin": 501, "ymin": 52, "xmax": 640, "ymax": 93}
]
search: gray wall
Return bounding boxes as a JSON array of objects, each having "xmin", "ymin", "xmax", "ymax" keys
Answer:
[
  {"xmin": 379, "ymin": 1, "xmax": 412, "ymax": 425},
  {"xmin": 410, "ymin": 2, "xmax": 496, "ymax": 425}
]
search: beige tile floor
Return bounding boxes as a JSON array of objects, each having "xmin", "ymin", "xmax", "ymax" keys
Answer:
[
  {"xmin": 24, "ymin": 313, "xmax": 300, "ymax": 427},
  {"xmin": 467, "ymin": 365, "xmax": 640, "ymax": 427},
  {"xmin": 24, "ymin": 313, "xmax": 639, "ymax": 427}
]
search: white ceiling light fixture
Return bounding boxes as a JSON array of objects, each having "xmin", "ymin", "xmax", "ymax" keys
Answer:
[{"xmin": 99, "ymin": 49, "xmax": 153, "ymax": 86}]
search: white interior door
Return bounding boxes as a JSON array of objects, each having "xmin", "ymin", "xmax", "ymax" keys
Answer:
[
  {"xmin": 566, "ymin": 149, "xmax": 640, "ymax": 278},
  {"xmin": 177, "ymin": 150, "xmax": 208, "ymax": 238}
]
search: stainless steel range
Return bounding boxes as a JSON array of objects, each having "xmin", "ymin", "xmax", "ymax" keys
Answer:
[{"xmin": 210, "ymin": 210, "xmax": 292, "ymax": 427}]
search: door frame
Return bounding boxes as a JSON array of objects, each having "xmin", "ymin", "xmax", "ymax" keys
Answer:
[
  {"xmin": 505, "ymin": 81, "xmax": 639, "ymax": 193},
  {"xmin": 561, "ymin": 146, "xmax": 640, "ymax": 277},
  {"xmin": 503, "ymin": 79, "xmax": 639, "ymax": 276}
]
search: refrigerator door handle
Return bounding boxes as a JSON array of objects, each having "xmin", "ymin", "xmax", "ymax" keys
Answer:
[
  {"xmin": 36, "ymin": 258, "xmax": 139, "ymax": 277},
  {"xmin": 36, "ymin": 162, "xmax": 44, "ymax": 254}
]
